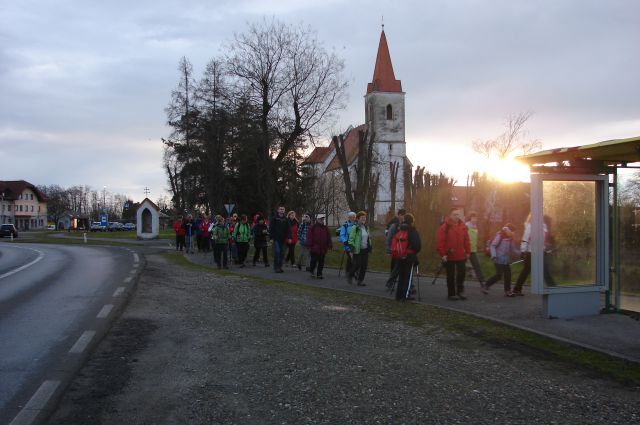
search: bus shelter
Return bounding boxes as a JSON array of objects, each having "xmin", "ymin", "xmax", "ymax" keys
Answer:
[{"xmin": 518, "ymin": 136, "xmax": 640, "ymax": 318}]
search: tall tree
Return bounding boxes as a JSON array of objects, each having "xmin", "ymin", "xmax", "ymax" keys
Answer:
[{"xmin": 472, "ymin": 111, "xmax": 541, "ymax": 159}]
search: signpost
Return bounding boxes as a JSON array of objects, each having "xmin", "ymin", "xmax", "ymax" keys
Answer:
[
  {"xmin": 224, "ymin": 203, "xmax": 235, "ymax": 215},
  {"xmin": 100, "ymin": 213, "xmax": 108, "ymax": 229}
]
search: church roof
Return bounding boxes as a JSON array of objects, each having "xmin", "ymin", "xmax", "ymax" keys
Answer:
[
  {"xmin": 301, "ymin": 146, "xmax": 333, "ymax": 165},
  {"xmin": 366, "ymin": 30, "xmax": 402, "ymax": 94},
  {"xmin": 325, "ymin": 124, "xmax": 368, "ymax": 172}
]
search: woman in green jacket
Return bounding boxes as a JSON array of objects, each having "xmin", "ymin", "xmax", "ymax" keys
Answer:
[
  {"xmin": 233, "ymin": 214, "xmax": 252, "ymax": 268},
  {"xmin": 347, "ymin": 211, "xmax": 372, "ymax": 286},
  {"xmin": 212, "ymin": 215, "xmax": 230, "ymax": 269}
]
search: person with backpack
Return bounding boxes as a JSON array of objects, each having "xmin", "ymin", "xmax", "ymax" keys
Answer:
[
  {"xmin": 252, "ymin": 215, "xmax": 269, "ymax": 267},
  {"xmin": 391, "ymin": 213, "xmax": 422, "ymax": 301},
  {"xmin": 347, "ymin": 211, "xmax": 372, "ymax": 286},
  {"xmin": 339, "ymin": 211, "xmax": 357, "ymax": 279},
  {"xmin": 385, "ymin": 208, "xmax": 406, "ymax": 289},
  {"xmin": 211, "ymin": 215, "xmax": 230, "ymax": 269},
  {"xmin": 436, "ymin": 207, "xmax": 471, "ymax": 300},
  {"xmin": 465, "ymin": 212, "xmax": 485, "ymax": 288},
  {"xmin": 233, "ymin": 214, "xmax": 252, "ymax": 268},
  {"xmin": 482, "ymin": 223, "xmax": 520, "ymax": 296},
  {"xmin": 307, "ymin": 214, "xmax": 332, "ymax": 279},
  {"xmin": 285, "ymin": 211, "xmax": 299, "ymax": 267},
  {"xmin": 269, "ymin": 206, "xmax": 291, "ymax": 273},
  {"xmin": 296, "ymin": 213, "xmax": 312, "ymax": 271}
]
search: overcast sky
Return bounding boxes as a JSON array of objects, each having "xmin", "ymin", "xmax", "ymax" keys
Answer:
[{"xmin": 1, "ymin": 0, "xmax": 639, "ymax": 200}]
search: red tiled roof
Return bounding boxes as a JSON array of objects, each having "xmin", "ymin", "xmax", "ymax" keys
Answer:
[
  {"xmin": 302, "ymin": 146, "xmax": 333, "ymax": 165},
  {"xmin": 366, "ymin": 30, "xmax": 402, "ymax": 94},
  {"xmin": 325, "ymin": 124, "xmax": 368, "ymax": 172},
  {"xmin": 0, "ymin": 180, "xmax": 47, "ymax": 202}
]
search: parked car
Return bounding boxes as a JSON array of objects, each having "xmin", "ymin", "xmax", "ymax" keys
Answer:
[
  {"xmin": 90, "ymin": 222, "xmax": 106, "ymax": 232},
  {"xmin": 47, "ymin": 224, "xmax": 56, "ymax": 230},
  {"xmin": 0, "ymin": 224, "xmax": 18, "ymax": 238},
  {"xmin": 108, "ymin": 222, "xmax": 124, "ymax": 231},
  {"xmin": 123, "ymin": 223, "xmax": 135, "ymax": 231}
]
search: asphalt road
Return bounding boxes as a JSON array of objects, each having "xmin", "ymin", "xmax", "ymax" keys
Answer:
[{"xmin": 0, "ymin": 243, "xmax": 139, "ymax": 425}]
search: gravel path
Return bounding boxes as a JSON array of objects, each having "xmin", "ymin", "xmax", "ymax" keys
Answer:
[{"xmin": 47, "ymin": 254, "xmax": 640, "ymax": 425}]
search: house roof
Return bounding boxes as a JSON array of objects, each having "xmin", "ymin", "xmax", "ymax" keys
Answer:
[
  {"xmin": 366, "ymin": 30, "xmax": 402, "ymax": 94},
  {"xmin": 301, "ymin": 146, "xmax": 333, "ymax": 165},
  {"xmin": 325, "ymin": 124, "xmax": 368, "ymax": 172},
  {"xmin": 0, "ymin": 180, "xmax": 47, "ymax": 202}
]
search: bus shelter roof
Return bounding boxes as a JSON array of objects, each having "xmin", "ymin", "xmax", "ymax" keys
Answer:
[{"xmin": 518, "ymin": 135, "xmax": 640, "ymax": 169}]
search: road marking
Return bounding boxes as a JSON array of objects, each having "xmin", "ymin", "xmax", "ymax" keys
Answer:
[
  {"xmin": 133, "ymin": 253, "xmax": 139, "ymax": 262},
  {"xmin": 113, "ymin": 286, "xmax": 125, "ymax": 297},
  {"xmin": 69, "ymin": 330, "xmax": 96, "ymax": 354},
  {"xmin": 123, "ymin": 276, "xmax": 132, "ymax": 283},
  {"xmin": 9, "ymin": 380, "xmax": 60, "ymax": 425},
  {"xmin": 96, "ymin": 304, "xmax": 114, "ymax": 319},
  {"xmin": 0, "ymin": 248, "xmax": 45, "ymax": 281},
  {"xmin": 129, "ymin": 270, "xmax": 136, "ymax": 275}
]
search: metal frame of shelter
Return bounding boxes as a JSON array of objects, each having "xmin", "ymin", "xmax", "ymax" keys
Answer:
[{"xmin": 518, "ymin": 135, "xmax": 640, "ymax": 316}]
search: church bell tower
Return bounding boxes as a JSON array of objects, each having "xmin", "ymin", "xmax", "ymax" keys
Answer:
[{"xmin": 364, "ymin": 29, "xmax": 406, "ymax": 220}]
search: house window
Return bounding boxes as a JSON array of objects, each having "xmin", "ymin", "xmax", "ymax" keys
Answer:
[
  {"xmin": 20, "ymin": 205, "xmax": 23, "ymax": 212},
  {"xmin": 386, "ymin": 104, "xmax": 393, "ymax": 120},
  {"xmin": 30, "ymin": 194, "xmax": 34, "ymax": 200},
  {"xmin": 7, "ymin": 205, "xmax": 11, "ymax": 212},
  {"xmin": 31, "ymin": 205, "xmax": 34, "ymax": 212}
]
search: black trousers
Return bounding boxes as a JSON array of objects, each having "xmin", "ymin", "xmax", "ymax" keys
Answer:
[
  {"xmin": 396, "ymin": 259, "xmax": 415, "ymax": 300},
  {"xmin": 445, "ymin": 260, "xmax": 466, "ymax": 297},
  {"xmin": 486, "ymin": 263, "xmax": 512, "ymax": 292},
  {"xmin": 350, "ymin": 250, "xmax": 370, "ymax": 282},
  {"xmin": 387, "ymin": 258, "xmax": 400, "ymax": 286},
  {"xmin": 285, "ymin": 243, "xmax": 296, "ymax": 265},
  {"xmin": 176, "ymin": 235, "xmax": 185, "ymax": 251},
  {"xmin": 213, "ymin": 243, "xmax": 228, "ymax": 267},
  {"xmin": 514, "ymin": 252, "xmax": 556, "ymax": 292},
  {"xmin": 237, "ymin": 242, "xmax": 249, "ymax": 264},
  {"xmin": 253, "ymin": 245, "xmax": 268, "ymax": 265},
  {"xmin": 309, "ymin": 252, "xmax": 326, "ymax": 277}
]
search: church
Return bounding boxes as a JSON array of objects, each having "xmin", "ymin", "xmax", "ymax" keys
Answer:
[{"xmin": 303, "ymin": 29, "xmax": 410, "ymax": 223}]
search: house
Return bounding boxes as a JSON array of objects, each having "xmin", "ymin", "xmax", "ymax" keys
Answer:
[
  {"xmin": 303, "ymin": 29, "xmax": 410, "ymax": 223},
  {"xmin": 0, "ymin": 180, "xmax": 48, "ymax": 230}
]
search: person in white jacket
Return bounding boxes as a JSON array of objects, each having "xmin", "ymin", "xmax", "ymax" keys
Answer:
[{"xmin": 513, "ymin": 214, "xmax": 556, "ymax": 295}]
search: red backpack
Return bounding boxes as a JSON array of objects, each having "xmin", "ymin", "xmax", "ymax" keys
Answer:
[{"xmin": 390, "ymin": 229, "xmax": 411, "ymax": 259}]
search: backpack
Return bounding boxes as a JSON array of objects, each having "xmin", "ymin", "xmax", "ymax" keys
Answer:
[
  {"xmin": 485, "ymin": 233, "xmax": 503, "ymax": 257},
  {"xmin": 390, "ymin": 229, "xmax": 410, "ymax": 259}
]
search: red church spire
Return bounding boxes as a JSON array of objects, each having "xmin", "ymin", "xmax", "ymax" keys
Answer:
[{"xmin": 366, "ymin": 30, "xmax": 402, "ymax": 94}]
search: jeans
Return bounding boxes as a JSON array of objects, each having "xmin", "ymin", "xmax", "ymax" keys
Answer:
[
  {"xmin": 213, "ymin": 243, "xmax": 228, "ymax": 268},
  {"xmin": 273, "ymin": 240, "xmax": 285, "ymax": 271},
  {"xmin": 297, "ymin": 245, "xmax": 310, "ymax": 269},
  {"xmin": 445, "ymin": 260, "xmax": 466, "ymax": 297},
  {"xmin": 486, "ymin": 263, "xmax": 512, "ymax": 292},
  {"xmin": 468, "ymin": 252, "xmax": 485, "ymax": 283},
  {"xmin": 309, "ymin": 252, "xmax": 326, "ymax": 276}
]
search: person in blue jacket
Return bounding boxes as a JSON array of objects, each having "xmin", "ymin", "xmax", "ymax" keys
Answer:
[{"xmin": 338, "ymin": 211, "xmax": 357, "ymax": 279}]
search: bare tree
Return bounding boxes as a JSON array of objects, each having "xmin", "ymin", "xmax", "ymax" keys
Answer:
[
  {"xmin": 472, "ymin": 111, "xmax": 541, "ymax": 159},
  {"xmin": 331, "ymin": 128, "xmax": 379, "ymax": 214},
  {"xmin": 227, "ymin": 18, "xmax": 348, "ymax": 213}
]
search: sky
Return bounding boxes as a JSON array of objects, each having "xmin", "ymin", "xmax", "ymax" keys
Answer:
[{"xmin": 1, "ymin": 0, "xmax": 639, "ymax": 200}]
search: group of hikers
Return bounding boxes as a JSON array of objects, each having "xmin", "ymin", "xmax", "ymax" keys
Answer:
[{"xmin": 173, "ymin": 205, "xmax": 549, "ymax": 301}]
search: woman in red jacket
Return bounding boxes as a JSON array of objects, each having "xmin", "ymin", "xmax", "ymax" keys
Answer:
[
  {"xmin": 437, "ymin": 207, "xmax": 471, "ymax": 300},
  {"xmin": 307, "ymin": 214, "xmax": 332, "ymax": 279}
]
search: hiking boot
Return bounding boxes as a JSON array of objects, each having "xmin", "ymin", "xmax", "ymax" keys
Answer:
[
  {"xmin": 480, "ymin": 282, "xmax": 489, "ymax": 294},
  {"xmin": 316, "ymin": 275, "xmax": 324, "ymax": 279},
  {"xmin": 504, "ymin": 291, "xmax": 515, "ymax": 297},
  {"xmin": 448, "ymin": 296, "xmax": 459, "ymax": 301},
  {"xmin": 458, "ymin": 294, "xmax": 467, "ymax": 300},
  {"xmin": 297, "ymin": 264, "xmax": 302, "ymax": 270},
  {"xmin": 357, "ymin": 281, "xmax": 366, "ymax": 286}
]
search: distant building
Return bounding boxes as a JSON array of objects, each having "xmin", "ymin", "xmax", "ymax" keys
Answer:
[
  {"xmin": 0, "ymin": 180, "xmax": 48, "ymax": 230},
  {"xmin": 304, "ymin": 29, "xmax": 410, "ymax": 223}
]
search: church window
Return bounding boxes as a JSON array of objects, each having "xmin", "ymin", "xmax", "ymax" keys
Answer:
[{"xmin": 386, "ymin": 104, "xmax": 393, "ymax": 120}]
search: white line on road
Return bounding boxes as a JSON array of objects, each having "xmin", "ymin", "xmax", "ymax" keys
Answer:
[
  {"xmin": 113, "ymin": 286, "xmax": 125, "ymax": 297},
  {"xmin": 123, "ymin": 276, "xmax": 132, "ymax": 283},
  {"xmin": 0, "ymin": 247, "xmax": 45, "ymax": 281},
  {"xmin": 133, "ymin": 253, "xmax": 139, "ymax": 262},
  {"xmin": 9, "ymin": 380, "xmax": 60, "ymax": 425},
  {"xmin": 129, "ymin": 270, "xmax": 136, "ymax": 275},
  {"xmin": 69, "ymin": 330, "xmax": 96, "ymax": 354},
  {"xmin": 96, "ymin": 304, "xmax": 114, "ymax": 319}
]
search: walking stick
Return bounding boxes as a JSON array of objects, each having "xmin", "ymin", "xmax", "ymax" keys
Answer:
[
  {"xmin": 405, "ymin": 264, "xmax": 415, "ymax": 299},
  {"xmin": 415, "ymin": 264, "xmax": 422, "ymax": 301},
  {"xmin": 431, "ymin": 262, "xmax": 445, "ymax": 285},
  {"xmin": 338, "ymin": 250, "xmax": 345, "ymax": 277}
]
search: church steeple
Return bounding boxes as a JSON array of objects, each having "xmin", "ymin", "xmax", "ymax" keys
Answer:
[{"xmin": 366, "ymin": 30, "xmax": 402, "ymax": 94}]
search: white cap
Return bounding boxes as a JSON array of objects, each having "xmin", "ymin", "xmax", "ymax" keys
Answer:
[{"xmin": 316, "ymin": 214, "xmax": 326, "ymax": 220}]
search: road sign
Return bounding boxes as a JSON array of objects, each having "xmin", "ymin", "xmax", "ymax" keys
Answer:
[
  {"xmin": 100, "ymin": 214, "xmax": 108, "ymax": 227},
  {"xmin": 224, "ymin": 204, "xmax": 235, "ymax": 215}
]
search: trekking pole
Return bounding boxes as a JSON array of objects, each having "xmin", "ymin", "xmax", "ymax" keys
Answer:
[
  {"xmin": 405, "ymin": 264, "xmax": 414, "ymax": 299},
  {"xmin": 338, "ymin": 250, "xmax": 345, "ymax": 277},
  {"xmin": 510, "ymin": 259, "xmax": 524, "ymax": 266},
  {"xmin": 415, "ymin": 264, "xmax": 422, "ymax": 301},
  {"xmin": 431, "ymin": 262, "xmax": 444, "ymax": 285}
]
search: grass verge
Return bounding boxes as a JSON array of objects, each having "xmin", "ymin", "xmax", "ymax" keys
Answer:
[{"xmin": 162, "ymin": 251, "xmax": 640, "ymax": 387}]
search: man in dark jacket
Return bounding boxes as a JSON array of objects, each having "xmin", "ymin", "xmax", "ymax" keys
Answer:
[
  {"xmin": 437, "ymin": 207, "xmax": 471, "ymax": 300},
  {"xmin": 269, "ymin": 205, "xmax": 291, "ymax": 273},
  {"xmin": 307, "ymin": 214, "xmax": 332, "ymax": 279}
]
